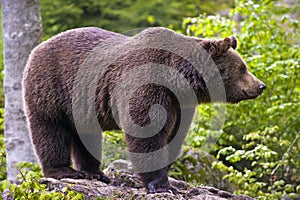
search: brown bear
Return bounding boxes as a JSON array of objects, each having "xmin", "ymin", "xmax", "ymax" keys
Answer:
[{"xmin": 23, "ymin": 27, "xmax": 266, "ymax": 193}]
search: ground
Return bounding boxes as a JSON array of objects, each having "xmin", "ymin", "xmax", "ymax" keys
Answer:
[{"xmin": 3, "ymin": 160, "xmax": 254, "ymax": 200}]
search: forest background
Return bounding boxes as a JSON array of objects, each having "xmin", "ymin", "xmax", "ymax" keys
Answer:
[{"xmin": 0, "ymin": 0, "xmax": 299, "ymax": 199}]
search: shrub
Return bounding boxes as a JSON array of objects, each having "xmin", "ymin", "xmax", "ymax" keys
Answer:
[
  {"xmin": 183, "ymin": 0, "xmax": 300, "ymax": 198},
  {"xmin": 0, "ymin": 162, "xmax": 84, "ymax": 200}
]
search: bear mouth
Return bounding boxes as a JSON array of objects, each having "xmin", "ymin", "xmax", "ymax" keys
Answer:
[{"xmin": 242, "ymin": 90, "xmax": 260, "ymax": 99}]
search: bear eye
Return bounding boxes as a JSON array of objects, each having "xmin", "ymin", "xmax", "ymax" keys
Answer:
[
  {"xmin": 240, "ymin": 66, "xmax": 247, "ymax": 74},
  {"xmin": 220, "ymin": 69, "xmax": 225, "ymax": 74}
]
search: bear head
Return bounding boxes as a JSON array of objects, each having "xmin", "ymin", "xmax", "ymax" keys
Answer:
[{"xmin": 198, "ymin": 36, "xmax": 266, "ymax": 103}]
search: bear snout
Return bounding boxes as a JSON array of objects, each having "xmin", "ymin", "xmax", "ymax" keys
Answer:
[
  {"xmin": 257, "ymin": 83, "xmax": 266, "ymax": 96},
  {"xmin": 241, "ymin": 82, "xmax": 266, "ymax": 100},
  {"xmin": 258, "ymin": 83, "xmax": 267, "ymax": 91}
]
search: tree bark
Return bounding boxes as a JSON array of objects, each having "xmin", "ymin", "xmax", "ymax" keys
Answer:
[{"xmin": 2, "ymin": 0, "xmax": 42, "ymax": 182}]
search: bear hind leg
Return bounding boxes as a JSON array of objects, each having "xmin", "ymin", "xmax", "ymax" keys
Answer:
[
  {"xmin": 71, "ymin": 134, "xmax": 110, "ymax": 183},
  {"xmin": 29, "ymin": 118, "xmax": 86, "ymax": 179}
]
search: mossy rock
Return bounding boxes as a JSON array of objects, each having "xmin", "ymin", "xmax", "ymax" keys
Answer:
[{"xmin": 170, "ymin": 146, "xmax": 234, "ymax": 192}]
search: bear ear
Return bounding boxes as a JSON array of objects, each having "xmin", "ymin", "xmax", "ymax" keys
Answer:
[
  {"xmin": 199, "ymin": 36, "xmax": 238, "ymax": 56},
  {"xmin": 217, "ymin": 36, "xmax": 238, "ymax": 53},
  {"xmin": 229, "ymin": 36, "xmax": 237, "ymax": 49},
  {"xmin": 218, "ymin": 37, "xmax": 231, "ymax": 53}
]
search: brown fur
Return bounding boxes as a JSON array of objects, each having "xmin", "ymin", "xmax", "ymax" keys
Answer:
[{"xmin": 23, "ymin": 27, "xmax": 266, "ymax": 193}]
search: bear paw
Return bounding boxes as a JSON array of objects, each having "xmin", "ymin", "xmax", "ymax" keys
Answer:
[
  {"xmin": 81, "ymin": 171, "xmax": 111, "ymax": 184},
  {"xmin": 44, "ymin": 167, "xmax": 86, "ymax": 179},
  {"xmin": 147, "ymin": 179, "xmax": 180, "ymax": 194},
  {"xmin": 44, "ymin": 167, "xmax": 110, "ymax": 184}
]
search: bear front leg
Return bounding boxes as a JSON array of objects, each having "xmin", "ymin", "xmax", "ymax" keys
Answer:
[
  {"xmin": 120, "ymin": 85, "xmax": 181, "ymax": 193},
  {"xmin": 125, "ymin": 131, "xmax": 178, "ymax": 193},
  {"xmin": 139, "ymin": 169, "xmax": 180, "ymax": 194}
]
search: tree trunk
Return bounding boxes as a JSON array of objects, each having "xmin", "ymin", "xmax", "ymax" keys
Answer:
[{"xmin": 2, "ymin": 0, "xmax": 42, "ymax": 182}]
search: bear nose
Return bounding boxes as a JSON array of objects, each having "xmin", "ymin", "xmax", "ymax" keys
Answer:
[{"xmin": 258, "ymin": 83, "xmax": 266, "ymax": 90}]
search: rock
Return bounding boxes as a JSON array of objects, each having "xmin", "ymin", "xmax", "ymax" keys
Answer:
[
  {"xmin": 170, "ymin": 147, "xmax": 234, "ymax": 192},
  {"xmin": 39, "ymin": 175, "xmax": 254, "ymax": 200},
  {"xmin": 1, "ymin": 159, "xmax": 255, "ymax": 200},
  {"xmin": 37, "ymin": 160, "xmax": 254, "ymax": 200},
  {"xmin": 1, "ymin": 189, "xmax": 14, "ymax": 200}
]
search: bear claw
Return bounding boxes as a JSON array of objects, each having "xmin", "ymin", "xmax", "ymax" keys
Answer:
[
  {"xmin": 44, "ymin": 167, "xmax": 110, "ymax": 184},
  {"xmin": 81, "ymin": 171, "xmax": 111, "ymax": 184},
  {"xmin": 147, "ymin": 179, "xmax": 180, "ymax": 194},
  {"xmin": 148, "ymin": 185, "xmax": 181, "ymax": 194}
]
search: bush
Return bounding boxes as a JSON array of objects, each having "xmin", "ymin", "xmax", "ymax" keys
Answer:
[
  {"xmin": 183, "ymin": 0, "xmax": 300, "ymax": 198},
  {"xmin": 0, "ymin": 162, "xmax": 84, "ymax": 200},
  {"xmin": 0, "ymin": 108, "xmax": 5, "ymax": 180},
  {"xmin": 40, "ymin": 0, "xmax": 234, "ymax": 38}
]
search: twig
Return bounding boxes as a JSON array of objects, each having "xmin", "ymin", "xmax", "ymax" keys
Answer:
[{"xmin": 270, "ymin": 133, "xmax": 300, "ymax": 185}]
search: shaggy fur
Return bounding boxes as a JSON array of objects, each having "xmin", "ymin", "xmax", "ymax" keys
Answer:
[{"xmin": 23, "ymin": 27, "xmax": 266, "ymax": 193}]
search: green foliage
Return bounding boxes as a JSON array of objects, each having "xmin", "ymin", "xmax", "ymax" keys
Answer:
[
  {"xmin": 0, "ymin": 124, "xmax": 6, "ymax": 180},
  {"xmin": 0, "ymin": 162, "xmax": 85, "ymax": 200},
  {"xmin": 102, "ymin": 131, "xmax": 127, "ymax": 167},
  {"xmin": 184, "ymin": 0, "xmax": 300, "ymax": 198},
  {"xmin": 0, "ymin": 108, "xmax": 5, "ymax": 181},
  {"xmin": 40, "ymin": 0, "xmax": 233, "ymax": 38},
  {"xmin": 170, "ymin": 146, "xmax": 230, "ymax": 190}
]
